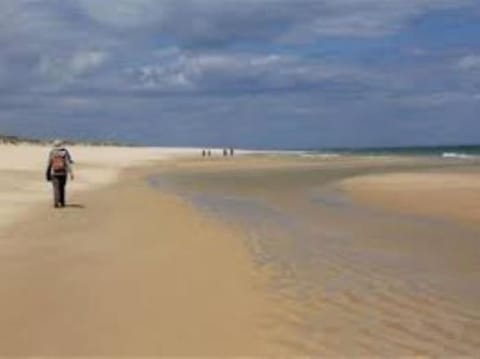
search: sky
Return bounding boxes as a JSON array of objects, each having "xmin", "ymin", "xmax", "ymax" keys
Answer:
[{"xmin": 0, "ymin": 0, "xmax": 479, "ymax": 149}]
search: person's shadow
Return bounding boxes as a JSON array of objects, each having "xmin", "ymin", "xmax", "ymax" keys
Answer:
[{"xmin": 65, "ymin": 204, "xmax": 86, "ymax": 209}]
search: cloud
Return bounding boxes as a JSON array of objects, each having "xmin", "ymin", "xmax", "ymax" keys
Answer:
[
  {"xmin": 78, "ymin": 0, "xmax": 165, "ymax": 28},
  {"xmin": 123, "ymin": 49, "xmax": 380, "ymax": 95},
  {"xmin": 457, "ymin": 55, "xmax": 480, "ymax": 71},
  {"xmin": 392, "ymin": 91, "xmax": 479, "ymax": 108},
  {"xmin": 70, "ymin": 51, "xmax": 109, "ymax": 74},
  {"xmin": 75, "ymin": 0, "xmax": 474, "ymax": 43},
  {"xmin": 38, "ymin": 50, "xmax": 109, "ymax": 85}
]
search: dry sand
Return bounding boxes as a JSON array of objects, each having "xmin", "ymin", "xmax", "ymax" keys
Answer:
[
  {"xmin": 343, "ymin": 171, "xmax": 480, "ymax": 230},
  {"xmin": 0, "ymin": 145, "xmax": 286, "ymax": 356},
  {"xmin": 0, "ymin": 143, "xmax": 200, "ymax": 231}
]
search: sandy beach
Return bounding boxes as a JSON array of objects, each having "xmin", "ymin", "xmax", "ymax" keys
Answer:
[
  {"xmin": 0, "ymin": 144, "xmax": 284, "ymax": 356},
  {"xmin": 1, "ymin": 144, "xmax": 480, "ymax": 356}
]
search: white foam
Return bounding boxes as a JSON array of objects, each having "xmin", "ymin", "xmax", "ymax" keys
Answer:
[{"xmin": 442, "ymin": 152, "xmax": 475, "ymax": 159}]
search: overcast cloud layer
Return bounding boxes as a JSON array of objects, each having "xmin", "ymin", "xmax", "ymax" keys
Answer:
[{"xmin": 0, "ymin": 0, "xmax": 479, "ymax": 148}]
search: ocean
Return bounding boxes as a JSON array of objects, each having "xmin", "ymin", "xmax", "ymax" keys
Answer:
[{"xmin": 288, "ymin": 144, "xmax": 480, "ymax": 159}]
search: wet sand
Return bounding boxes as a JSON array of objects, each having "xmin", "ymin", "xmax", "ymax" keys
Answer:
[{"xmin": 156, "ymin": 155, "xmax": 480, "ymax": 356}]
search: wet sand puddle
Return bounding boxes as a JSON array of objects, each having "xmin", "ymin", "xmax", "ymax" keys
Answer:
[{"xmin": 151, "ymin": 161, "xmax": 480, "ymax": 356}]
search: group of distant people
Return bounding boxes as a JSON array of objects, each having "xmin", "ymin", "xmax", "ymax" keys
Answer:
[
  {"xmin": 202, "ymin": 148, "xmax": 235, "ymax": 158},
  {"xmin": 224, "ymin": 148, "xmax": 235, "ymax": 157}
]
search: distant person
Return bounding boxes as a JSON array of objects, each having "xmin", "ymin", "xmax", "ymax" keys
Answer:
[
  {"xmin": 207, "ymin": 149, "xmax": 212, "ymax": 157},
  {"xmin": 230, "ymin": 147, "xmax": 234, "ymax": 156},
  {"xmin": 46, "ymin": 139, "xmax": 74, "ymax": 208},
  {"xmin": 202, "ymin": 149, "xmax": 206, "ymax": 157},
  {"xmin": 223, "ymin": 148, "xmax": 228, "ymax": 157}
]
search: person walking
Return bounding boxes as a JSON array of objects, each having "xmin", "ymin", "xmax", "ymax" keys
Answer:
[{"xmin": 46, "ymin": 140, "xmax": 74, "ymax": 208}]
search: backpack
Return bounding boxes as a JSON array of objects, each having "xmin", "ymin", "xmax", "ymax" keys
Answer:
[{"xmin": 51, "ymin": 150, "xmax": 67, "ymax": 173}]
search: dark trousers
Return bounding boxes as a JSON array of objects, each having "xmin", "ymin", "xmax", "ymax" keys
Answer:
[{"xmin": 52, "ymin": 175, "xmax": 67, "ymax": 207}]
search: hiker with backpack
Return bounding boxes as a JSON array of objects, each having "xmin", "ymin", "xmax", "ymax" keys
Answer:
[{"xmin": 46, "ymin": 140, "xmax": 74, "ymax": 208}]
